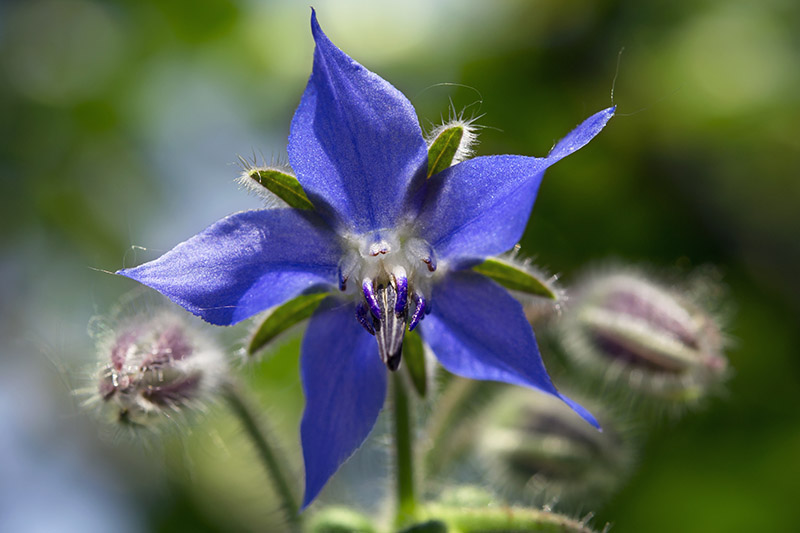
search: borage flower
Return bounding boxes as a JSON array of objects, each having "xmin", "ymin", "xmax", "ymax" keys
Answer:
[{"xmin": 118, "ymin": 11, "xmax": 614, "ymax": 507}]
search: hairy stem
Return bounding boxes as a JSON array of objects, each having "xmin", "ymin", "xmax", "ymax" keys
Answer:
[
  {"xmin": 393, "ymin": 371, "xmax": 417, "ymax": 526},
  {"xmin": 223, "ymin": 382, "xmax": 301, "ymax": 531}
]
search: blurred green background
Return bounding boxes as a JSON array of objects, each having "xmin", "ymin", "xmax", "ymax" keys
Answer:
[{"xmin": 1, "ymin": 0, "xmax": 799, "ymax": 531}]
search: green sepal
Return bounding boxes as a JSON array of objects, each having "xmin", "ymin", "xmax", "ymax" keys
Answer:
[
  {"xmin": 472, "ymin": 258, "xmax": 557, "ymax": 300},
  {"xmin": 244, "ymin": 167, "xmax": 315, "ymax": 210},
  {"xmin": 403, "ymin": 330, "xmax": 427, "ymax": 397},
  {"xmin": 427, "ymin": 125, "xmax": 464, "ymax": 178},
  {"xmin": 248, "ymin": 292, "xmax": 328, "ymax": 356}
]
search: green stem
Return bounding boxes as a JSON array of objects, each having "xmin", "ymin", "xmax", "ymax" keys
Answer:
[
  {"xmin": 393, "ymin": 371, "xmax": 417, "ymax": 526},
  {"xmin": 223, "ymin": 382, "xmax": 301, "ymax": 532}
]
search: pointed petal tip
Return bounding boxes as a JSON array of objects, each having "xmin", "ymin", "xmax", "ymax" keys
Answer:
[
  {"xmin": 115, "ymin": 265, "xmax": 138, "ymax": 280},
  {"xmin": 559, "ymin": 393, "xmax": 602, "ymax": 430},
  {"xmin": 546, "ymin": 106, "xmax": 616, "ymax": 162},
  {"xmin": 309, "ymin": 8, "xmax": 327, "ymax": 44}
]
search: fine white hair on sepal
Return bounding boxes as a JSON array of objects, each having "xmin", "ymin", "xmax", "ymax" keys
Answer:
[
  {"xmin": 425, "ymin": 100, "xmax": 484, "ymax": 166},
  {"xmin": 234, "ymin": 152, "xmax": 296, "ymax": 209},
  {"xmin": 491, "ymin": 245, "xmax": 567, "ymax": 323}
]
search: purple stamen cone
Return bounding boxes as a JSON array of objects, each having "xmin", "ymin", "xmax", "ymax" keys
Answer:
[
  {"xmin": 355, "ymin": 301, "xmax": 375, "ymax": 335},
  {"xmin": 362, "ymin": 279, "xmax": 382, "ymax": 320},
  {"xmin": 408, "ymin": 293, "xmax": 426, "ymax": 331},
  {"xmin": 394, "ymin": 275, "xmax": 409, "ymax": 315}
]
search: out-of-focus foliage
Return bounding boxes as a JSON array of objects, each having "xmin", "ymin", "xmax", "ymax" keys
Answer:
[{"xmin": 1, "ymin": 0, "xmax": 798, "ymax": 532}]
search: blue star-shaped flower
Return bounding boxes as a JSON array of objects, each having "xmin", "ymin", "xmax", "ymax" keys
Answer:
[{"xmin": 119, "ymin": 11, "xmax": 614, "ymax": 507}]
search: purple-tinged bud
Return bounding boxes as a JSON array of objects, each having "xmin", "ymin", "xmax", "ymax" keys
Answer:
[
  {"xmin": 89, "ymin": 309, "xmax": 227, "ymax": 427},
  {"xmin": 559, "ymin": 269, "xmax": 729, "ymax": 406},
  {"xmin": 476, "ymin": 389, "xmax": 633, "ymax": 510}
]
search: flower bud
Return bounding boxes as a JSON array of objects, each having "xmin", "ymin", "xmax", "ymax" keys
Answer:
[
  {"xmin": 476, "ymin": 389, "xmax": 632, "ymax": 509},
  {"xmin": 559, "ymin": 269, "xmax": 728, "ymax": 405},
  {"xmin": 90, "ymin": 308, "xmax": 228, "ymax": 427}
]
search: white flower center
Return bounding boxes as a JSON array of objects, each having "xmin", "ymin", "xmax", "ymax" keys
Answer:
[{"xmin": 337, "ymin": 230, "xmax": 438, "ymax": 370}]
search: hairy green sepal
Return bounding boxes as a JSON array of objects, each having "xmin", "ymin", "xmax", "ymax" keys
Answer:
[
  {"xmin": 248, "ymin": 293, "xmax": 328, "ymax": 355},
  {"xmin": 472, "ymin": 258, "xmax": 557, "ymax": 299},
  {"xmin": 427, "ymin": 125, "xmax": 464, "ymax": 178},
  {"xmin": 245, "ymin": 168, "xmax": 315, "ymax": 210}
]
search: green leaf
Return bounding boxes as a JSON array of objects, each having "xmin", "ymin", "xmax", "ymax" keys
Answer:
[
  {"xmin": 248, "ymin": 292, "xmax": 328, "ymax": 355},
  {"xmin": 244, "ymin": 167, "xmax": 315, "ymax": 210},
  {"xmin": 427, "ymin": 125, "xmax": 463, "ymax": 178},
  {"xmin": 403, "ymin": 330, "xmax": 427, "ymax": 397},
  {"xmin": 472, "ymin": 258, "xmax": 558, "ymax": 299}
]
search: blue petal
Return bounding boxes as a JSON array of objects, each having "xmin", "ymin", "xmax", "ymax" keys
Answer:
[
  {"xmin": 547, "ymin": 106, "xmax": 616, "ymax": 162},
  {"xmin": 414, "ymin": 107, "xmax": 615, "ymax": 265},
  {"xmin": 413, "ymin": 155, "xmax": 548, "ymax": 265},
  {"xmin": 419, "ymin": 271, "xmax": 599, "ymax": 428},
  {"xmin": 288, "ymin": 10, "xmax": 428, "ymax": 233},
  {"xmin": 117, "ymin": 209, "xmax": 340, "ymax": 325},
  {"xmin": 300, "ymin": 297, "xmax": 386, "ymax": 508}
]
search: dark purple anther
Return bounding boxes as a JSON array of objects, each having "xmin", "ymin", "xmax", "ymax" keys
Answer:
[
  {"xmin": 368, "ymin": 239, "xmax": 390, "ymax": 256},
  {"xmin": 355, "ymin": 302, "xmax": 375, "ymax": 335},
  {"xmin": 406, "ymin": 237, "xmax": 437, "ymax": 272},
  {"xmin": 408, "ymin": 293, "xmax": 427, "ymax": 331},
  {"xmin": 394, "ymin": 275, "xmax": 408, "ymax": 315},
  {"xmin": 338, "ymin": 251, "xmax": 359, "ymax": 291},
  {"xmin": 362, "ymin": 279, "xmax": 382, "ymax": 320}
]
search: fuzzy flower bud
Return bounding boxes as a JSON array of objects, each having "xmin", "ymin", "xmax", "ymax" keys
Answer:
[
  {"xmin": 89, "ymin": 308, "xmax": 228, "ymax": 427},
  {"xmin": 559, "ymin": 269, "xmax": 729, "ymax": 405},
  {"xmin": 476, "ymin": 389, "xmax": 632, "ymax": 509}
]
